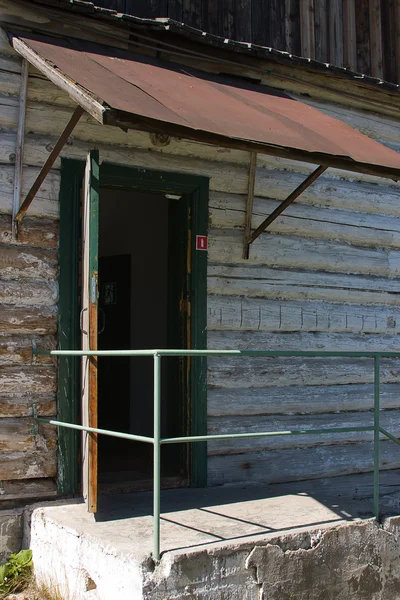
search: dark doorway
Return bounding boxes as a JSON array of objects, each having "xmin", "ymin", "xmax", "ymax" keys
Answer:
[{"xmin": 97, "ymin": 188, "xmax": 188, "ymax": 492}]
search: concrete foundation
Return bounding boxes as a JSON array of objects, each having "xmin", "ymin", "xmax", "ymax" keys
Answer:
[
  {"xmin": 0, "ymin": 509, "xmax": 23, "ymax": 563},
  {"xmin": 23, "ymin": 473, "xmax": 400, "ymax": 599}
]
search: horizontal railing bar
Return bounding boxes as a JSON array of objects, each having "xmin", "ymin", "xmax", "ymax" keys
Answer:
[
  {"xmin": 36, "ymin": 418, "xmax": 154, "ymax": 444},
  {"xmin": 161, "ymin": 426, "xmax": 375, "ymax": 444},
  {"xmin": 379, "ymin": 427, "xmax": 400, "ymax": 447},
  {"xmin": 35, "ymin": 419, "xmax": 376, "ymax": 443},
  {"xmin": 33, "ymin": 349, "xmax": 400, "ymax": 358}
]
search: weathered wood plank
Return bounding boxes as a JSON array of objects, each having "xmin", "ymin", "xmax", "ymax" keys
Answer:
[
  {"xmin": 207, "ymin": 410, "xmax": 400, "ymax": 454},
  {"xmin": 355, "ymin": 0, "xmax": 371, "ymax": 75},
  {"xmin": 210, "ymin": 193, "xmax": 400, "ymax": 248},
  {"xmin": 0, "ymin": 478, "xmax": 57, "ymax": 501},
  {"xmin": 209, "ymin": 229, "xmax": 400, "ymax": 276},
  {"xmin": 314, "ymin": 0, "xmax": 328, "ymax": 62},
  {"xmin": 0, "ymin": 336, "xmax": 56, "ymax": 365},
  {"xmin": 207, "ymin": 294, "xmax": 400, "ymax": 332},
  {"xmin": 0, "ymin": 418, "xmax": 56, "ymax": 453},
  {"xmin": 208, "ymin": 329, "xmax": 400, "ymax": 352},
  {"xmin": 286, "ymin": 0, "xmax": 301, "ymax": 54},
  {"xmin": 0, "ymin": 306, "xmax": 57, "ymax": 335},
  {"xmin": 208, "ymin": 356, "xmax": 400, "ymax": 388},
  {"xmin": 0, "ymin": 245, "xmax": 57, "ymax": 280},
  {"xmin": 0, "ymin": 366, "xmax": 56, "ymax": 394},
  {"xmin": 300, "ymin": 0, "xmax": 315, "ymax": 59},
  {"xmin": 0, "ymin": 280, "xmax": 57, "ymax": 306},
  {"xmin": 0, "ymin": 163, "xmax": 59, "ymax": 217},
  {"xmin": 329, "ymin": 0, "xmax": 344, "ymax": 66},
  {"xmin": 208, "ymin": 383, "xmax": 400, "ymax": 416},
  {"xmin": 207, "ymin": 295, "xmax": 400, "ymax": 334},
  {"xmin": 0, "ymin": 394, "xmax": 55, "ymax": 418},
  {"xmin": 0, "ymin": 449, "xmax": 56, "ymax": 480},
  {"xmin": 0, "ymin": 214, "xmax": 58, "ymax": 248},
  {"xmin": 343, "ymin": 0, "xmax": 357, "ymax": 70},
  {"xmin": 208, "ymin": 274, "xmax": 400, "ymax": 305},
  {"xmin": 208, "ymin": 440, "xmax": 400, "ymax": 485},
  {"xmin": 208, "ymin": 264, "xmax": 400, "ymax": 295},
  {"xmin": 369, "ymin": 0, "xmax": 384, "ymax": 78}
]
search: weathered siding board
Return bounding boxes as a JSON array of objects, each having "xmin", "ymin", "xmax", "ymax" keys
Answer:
[
  {"xmin": 0, "ymin": 478, "xmax": 57, "ymax": 502},
  {"xmin": 0, "ymin": 366, "xmax": 57, "ymax": 395},
  {"xmin": 208, "ymin": 440, "xmax": 400, "ymax": 485},
  {"xmin": 208, "ymin": 356, "xmax": 400, "ymax": 388},
  {"xmin": 0, "ymin": 418, "xmax": 56, "ymax": 453},
  {"xmin": 209, "ymin": 229, "xmax": 400, "ymax": 276},
  {"xmin": 208, "ymin": 383, "xmax": 400, "ymax": 416},
  {"xmin": 0, "ymin": 336, "xmax": 56, "ymax": 365},
  {"xmin": 207, "ymin": 410, "xmax": 400, "ymax": 454},
  {"xmin": 0, "ymin": 450, "xmax": 57, "ymax": 480},
  {"xmin": 207, "ymin": 296, "xmax": 400, "ymax": 334},
  {"xmin": 0, "ymin": 395, "xmax": 56, "ymax": 418}
]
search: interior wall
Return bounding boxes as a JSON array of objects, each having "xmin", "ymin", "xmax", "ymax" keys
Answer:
[{"xmin": 99, "ymin": 188, "xmax": 169, "ymax": 434}]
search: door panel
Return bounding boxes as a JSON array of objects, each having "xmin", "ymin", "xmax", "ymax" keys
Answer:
[{"xmin": 81, "ymin": 149, "xmax": 100, "ymax": 513}]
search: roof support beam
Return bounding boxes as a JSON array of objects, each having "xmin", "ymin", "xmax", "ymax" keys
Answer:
[
  {"xmin": 242, "ymin": 152, "xmax": 257, "ymax": 259},
  {"xmin": 245, "ymin": 165, "xmax": 327, "ymax": 252},
  {"xmin": 14, "ymin": 105, "xmax": 85, "ymax": 227},
  {"xmin": 12, "ymin": 58, "xmax": 28, "ymax": 238}
]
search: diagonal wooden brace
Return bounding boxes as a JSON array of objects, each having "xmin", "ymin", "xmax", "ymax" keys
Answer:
[
  {"xmin": 14, "ymin": 105, "xmax": 85, "ymax": 226},
  {"xmin": 245, "ymin": 164, "xmax": 327, "ymax": 252}
]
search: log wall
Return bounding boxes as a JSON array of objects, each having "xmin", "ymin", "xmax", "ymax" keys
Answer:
[{"xmin": 1, "ymin": 9, "xmax": 400, "ymax": 500}]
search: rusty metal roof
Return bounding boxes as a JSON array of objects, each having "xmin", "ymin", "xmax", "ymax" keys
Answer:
[{"xmin": 9, "ymin": 30, "xmax": 400, "ymax": 180}]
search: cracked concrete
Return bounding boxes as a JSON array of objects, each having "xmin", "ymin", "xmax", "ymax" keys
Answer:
[{"xmin": 20, "ymin": 477, "xmax": 400, "ymax": 599}]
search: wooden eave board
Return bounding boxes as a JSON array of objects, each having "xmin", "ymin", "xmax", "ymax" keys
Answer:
[{"xmin": 8, "ymin": 28, "xmax": 400, "ymax": 180}]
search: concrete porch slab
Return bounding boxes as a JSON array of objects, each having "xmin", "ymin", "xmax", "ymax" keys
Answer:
[{"xmin": 27, "ymin": 471, "xmax": 400, "ymax": 600}]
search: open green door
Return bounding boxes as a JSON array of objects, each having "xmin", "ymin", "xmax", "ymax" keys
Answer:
[{"xmin": 81, "ymin": 150, "xmax": 100, "ymax": 513}]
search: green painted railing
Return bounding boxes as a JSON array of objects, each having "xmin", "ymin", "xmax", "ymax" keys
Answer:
[{"xmin": 33, "ymin": 348, "xmax": 400, "ymax": 561}]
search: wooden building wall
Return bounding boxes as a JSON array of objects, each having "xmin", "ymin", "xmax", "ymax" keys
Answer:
[
  {"xmin": 1, "ymin": 10, "xmax": 400, "ymax": 500},
  {"xmin": 94, "ymin": 0, "xmax": 400, "ymax": 83}
]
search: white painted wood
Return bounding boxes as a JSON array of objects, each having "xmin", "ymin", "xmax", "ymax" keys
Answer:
[
  {"xmin": 81, "ymin": 155, "xmax": 90, "ymax": 506},
  {"xmin": 208, "ymin": 440, "xmax": 400, "ymax": 485},
  {"xmin": 207, "ymin": 410, "xmax": 400, "ymax": 454},
  {"xmin": 12, "ymin": 58, "xmax": 27, "ymax": 236}
]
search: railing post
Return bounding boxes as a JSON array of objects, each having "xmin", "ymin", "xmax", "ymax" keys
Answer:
[
  {"xmin": 374, "ymin": 355, "xmax": 381, "ymax": 520},
  {"xmin": 153, "ymin": 352, "xmax": 161, "ymax": 561}
]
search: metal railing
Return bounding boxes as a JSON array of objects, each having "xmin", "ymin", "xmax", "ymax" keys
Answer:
[{"xmin": 33, "ymin": 348, "xmax": 400, "ymax": 561}]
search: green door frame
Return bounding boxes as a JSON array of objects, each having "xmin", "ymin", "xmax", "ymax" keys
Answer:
[{"xmin": 58, "ymin": 158, "xmax": 209, "ymax": 495}]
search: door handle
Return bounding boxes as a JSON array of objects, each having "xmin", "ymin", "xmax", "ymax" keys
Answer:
[{"xmin": 80, "ymin": 307, "xmax": 88, "ymax": 334}]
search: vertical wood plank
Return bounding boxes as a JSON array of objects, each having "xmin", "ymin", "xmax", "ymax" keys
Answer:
[
  {"xmin": 270, "ymin": 0, "xmax": 285, "ymax": 49},
  {"xmin": 329, "ymin": 0, "xmax": 344, "ymax": 66},
  {"xmin": 369, "ymin": 0, "xmax": 383, "ymax": 77},
  {"xmin": 315, "ymin": 0, "xmax": 329, "ymax": 62},
  {"xmin": 381, "ymin": 0, "xmax": 396, "ymax": 83},
  {"xmin": 221, "ymin": 0, "xmax": 235, "ymax": 39},
  {"xmin": 252, "ymin": 0, "xmax": 270, "ymax": 46},
  {"xmin": 235, "ymin": 0, "xmax": 252, "ymax": 42},
  {"xmin": 169, "ymin": 0, "xmax": 183, "ymax": 22},
  {"xmin": 343, "ymin": 0, "xmax": 357, "ymax": 69},
  {"xmin": 395, "ymin": 0, "xmax": 400, "ymax": 83},
  {"xmin": 96, "ymin": 0, "xmax": 126, "ymax": 10},
  {"xmin": 355, "ymin": 0, "xmax": 371, "ymax": 74},
  {"xmin": 12, "ymin": 59, "xmax": 28, "ymax": 239},
  {"xmin": 285, "ymin": 0, "xmax": 301, "ymax": 54},
  {"xmin": 300, "ymin": 0, "xmax": 316, "ymax": 59},
  {"xmin": 183, "ymin": 0, "xmax": 202, "ymax": 28}
]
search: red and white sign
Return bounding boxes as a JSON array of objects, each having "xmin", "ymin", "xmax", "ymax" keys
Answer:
[{"xmin": 196, "ymin": 235, "xmax": 208, "ymax": 251}]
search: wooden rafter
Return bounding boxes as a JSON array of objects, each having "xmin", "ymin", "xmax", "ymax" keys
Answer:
[{"xmin": 242, "ymin": 152, "xmax": 257, "ymax": 259}]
